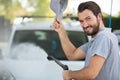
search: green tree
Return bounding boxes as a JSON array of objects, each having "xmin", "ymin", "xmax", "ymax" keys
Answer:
[
  {"xmin": 103, "ymin": 15, "xmax": 120, "ymax": 31},
  {"xmin": 112, "ymin": 16, "xmax": 120, "ymax": 31},
  {"xmin": 0, "ymin": 0, "xmax": 12, "ymax": 16},
  {"xmin": 0, "ymin": 0, "xmax": 24, "ymax": 22},
  {"xmin": 27, "ymin": 0, "xmax": 54, "ymax": 16}
]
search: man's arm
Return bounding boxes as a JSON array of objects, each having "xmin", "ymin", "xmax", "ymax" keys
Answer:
[
  {"xmin": 62, "ymin": 54, "xmax": 105, "ymax": 80},
  {"xmin": 52, "ymin": 19, "xmax": 86, "ymax": 60},
  {"xmin": 58, "ymin": 30, "xmax": 86, "ymax": 60}
]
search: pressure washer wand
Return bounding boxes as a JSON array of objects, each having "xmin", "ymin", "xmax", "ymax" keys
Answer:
[{"xmin": 48, "ymin": 56, "xmax": 69, "ymax": 70}]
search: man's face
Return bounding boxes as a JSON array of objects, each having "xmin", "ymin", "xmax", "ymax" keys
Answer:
[{"xmin": 78, "ymin": 9, "xmax": 100, "ymax": 36}]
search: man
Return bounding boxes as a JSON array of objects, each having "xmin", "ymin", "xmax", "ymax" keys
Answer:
[{"xmin": 52, "ymin": 1, "xmax": 119, "ymax": 80}]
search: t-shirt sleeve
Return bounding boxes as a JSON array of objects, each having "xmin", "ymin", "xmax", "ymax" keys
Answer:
[
  {"xmin": 80, "ymin": 43, "xmax": 89, "ymax": 54},
  {"xmin": 91, "ymin": 35, "xmax": 111, "ymax": 59}
]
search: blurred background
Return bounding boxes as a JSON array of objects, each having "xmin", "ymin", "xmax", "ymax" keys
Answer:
[{"xmin": 0, "ymin": 0, "xmax": 120, "ymax": 56}]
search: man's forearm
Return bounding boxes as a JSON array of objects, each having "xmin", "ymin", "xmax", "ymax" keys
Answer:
[
  {"xmin": 58, "ymin": 30, "xmax": 76, "ymax": 59},
  {"xmin": 68, "ymin": 67, "xmax": 94, "ymax": 80},
  {"xmin": 63, "ymin": 55, "xmax": 105, "ymax": 80}
]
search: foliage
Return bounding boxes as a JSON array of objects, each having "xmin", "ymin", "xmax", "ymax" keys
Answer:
[
  {"xmin": 0, "ymin": 0, "xmax": 12, "ymax": 15},
  {"xmin": 0, "ymin": 0, "xmax": 55, "ymax": 22},
  {"xmin": 112, "ymin": 16, "xmax": 120, "ymax": 31},
  {"xmin": 19, "ymin": 0, "xmax": 55, "ymax": 16},
  {"xmin": 103, "ymin": 15, "xmax": 120, "ymax": 31},
  {"xmin": 0, "ymin": 0, "xmax": 24, "ymax": 22}
]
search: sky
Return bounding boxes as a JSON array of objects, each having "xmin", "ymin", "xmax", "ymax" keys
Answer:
[{"xmin": 68, "ymin": 0, "xmax": 120, "ymax": 16}]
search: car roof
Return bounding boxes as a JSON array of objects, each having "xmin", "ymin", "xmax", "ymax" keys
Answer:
[
  {"xmin": 13, "ymin": 20, "xmax": 83, "ymax": 31},
  {"xmin": 113, "ymin": 30, "xmax": 120, "ymax": 34}
]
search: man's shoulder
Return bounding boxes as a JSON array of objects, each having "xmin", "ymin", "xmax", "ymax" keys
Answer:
[{"xmin": 97, "ymin": 28, "xmax": 116, "ymax": 39}]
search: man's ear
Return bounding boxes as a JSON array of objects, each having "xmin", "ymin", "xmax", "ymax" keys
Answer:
[{"xmin": 98, "ymin": 13, "xmax": 103, "ymax": 20}]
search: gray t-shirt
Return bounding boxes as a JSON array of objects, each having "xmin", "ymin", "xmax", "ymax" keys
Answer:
[{"xmin": 80, "ymin": 28, "xmax": 119, "ymax": 80}]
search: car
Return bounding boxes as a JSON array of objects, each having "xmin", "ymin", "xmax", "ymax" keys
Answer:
[
  {"xmin": 113, "ymin": 30, "xmax": 120, "ymax": 45},
  {"xmin": 113, "ymin": 30, "xmax": 120, "ymax": 55},
  {"xmin": 3, "ymin": 17, "xmax": 91, "ymax": 80},
  {"xmin": 0, "ymin": 62, "xmax": 16, "ymax": 80}
]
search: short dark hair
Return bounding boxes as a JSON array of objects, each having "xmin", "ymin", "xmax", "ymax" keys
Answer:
[{"xmin": 78, "ymin": 1, "xmax": 102, "ymax": 17}]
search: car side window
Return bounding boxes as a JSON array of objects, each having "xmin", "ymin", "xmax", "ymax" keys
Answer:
[{"xmin": 10, "ymin": 30, "xmax": 88, "ymax": 60}]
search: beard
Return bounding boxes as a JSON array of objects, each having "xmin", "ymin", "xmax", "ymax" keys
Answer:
[{"xmin": 83, "ymin": 19, "xmax": 100, "ymax": 36}]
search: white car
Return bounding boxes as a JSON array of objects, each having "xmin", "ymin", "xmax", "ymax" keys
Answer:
[
  {"xmin": 2, "ymin": 18, "xmax": 90, "ymax": 80},
  {"xmin": 113, "ymin": 30, "xmax": 120, "ymax": 55},
  {"xmin": 113, "ymin": 30, "xmax": 120, "ymax": 45}
]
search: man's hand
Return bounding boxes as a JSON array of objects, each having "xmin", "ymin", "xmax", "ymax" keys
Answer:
[
  {"xmin": 63, "ymin": 70, "xmax": 75, "ymax": 80},
  {"xmin": 52, "ymin": 19, "xmax": 64, "ymax": 33}
]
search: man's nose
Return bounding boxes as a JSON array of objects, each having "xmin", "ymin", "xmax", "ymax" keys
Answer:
[{"xmin": 82, "ymin": 21, "xmax": 88, "ymax": 28}]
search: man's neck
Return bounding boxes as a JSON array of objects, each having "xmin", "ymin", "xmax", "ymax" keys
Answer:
[{"xmin": 92, "ymin": 26, "xmax": 105, "ymax": 38}]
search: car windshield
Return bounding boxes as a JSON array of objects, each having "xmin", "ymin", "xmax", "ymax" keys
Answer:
[{"xmin": 9, "ymin": 30, "xmax": 88, "ymax": 60}]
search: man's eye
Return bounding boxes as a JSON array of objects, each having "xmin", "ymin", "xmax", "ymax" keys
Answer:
[
  {"xmin": 86, "ymin": 17, "xmax": 91, "ymax": 20},
  {"xmin": 79, "ymin": 20, "xmax": 83, "ymax": 23}
]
